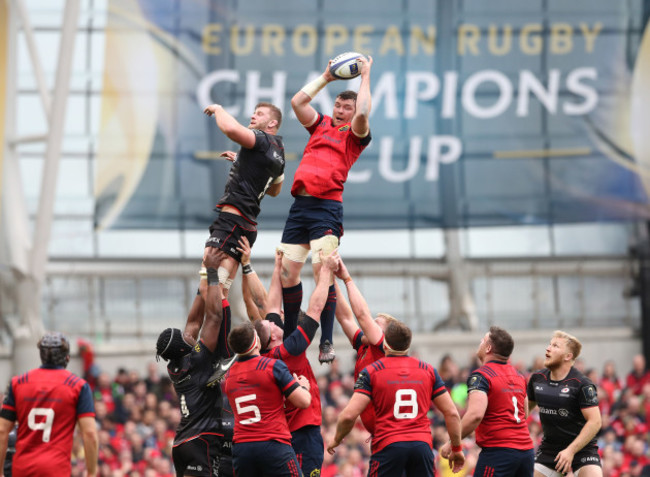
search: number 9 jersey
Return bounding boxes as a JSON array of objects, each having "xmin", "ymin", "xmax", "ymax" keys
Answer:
[
  {"xmin": 0, "ymin": 366, "xmax": 95, "ymax": 476},
  {"xmin": 467, "ymin": 361, "xmax": 533, "ymax": 450}
]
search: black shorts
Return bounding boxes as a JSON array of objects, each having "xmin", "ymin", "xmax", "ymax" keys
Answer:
[
  {"xmin": 281, "ymin": 196, "xmax": 343, "ymax": 245},
  {"xmin": 536, "ymin": 445, "xmax": 601, "ymax": 472},
  {"xmin": 205, "ymin": 212, "xmax": 257, "ymax": 262},
  {"xmin": 172, "ymin": 435, "xmax": 223, "ymax": 477}
]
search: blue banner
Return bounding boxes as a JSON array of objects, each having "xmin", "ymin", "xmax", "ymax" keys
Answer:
[{"xmin": 95, "ymin": 0, "xmax": 650, "ymax": 231}]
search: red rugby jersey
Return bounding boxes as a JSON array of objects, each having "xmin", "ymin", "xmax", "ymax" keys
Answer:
[
  {"xmin": 354, "ymin": 355, "xmax": 446, "ymax": 453},
  {"xmin": 291, "ymin": 113, "xmax": 371, "ymax": 201},
  {"xmin": 352, "ymin": 329, "xmax": 385, "ymax": 434},
  {"xmin": 469, "ymin": 361, "xmax": 533, "ymax": 450},
  {"xmin": 224, "ymin": 355, "xmax": 299, "ymax": 445},
  {"xmin": 1, "ymin": 366, "xmax": 95, "ymax": 476}
]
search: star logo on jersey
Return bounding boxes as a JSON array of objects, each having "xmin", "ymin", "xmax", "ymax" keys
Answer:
[{"xmin": 561, "ymin": 387, "xmax": 570, "ymax": 393}]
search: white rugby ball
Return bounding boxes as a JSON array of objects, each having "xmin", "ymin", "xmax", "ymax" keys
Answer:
[{"xmin": 329, "ymin": 51, "xmax": 364, "ymax": 79}]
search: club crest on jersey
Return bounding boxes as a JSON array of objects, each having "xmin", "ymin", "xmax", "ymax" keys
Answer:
[
  {"xmin": 310, "ymin": 470, "xmax": 321, "ymax": 477},
  {"xmin": 338, "ymin": 125, "xmax": 350, "ymax": 132},
  {"xmin": 561, "ymin": 387, "xmax": 570, "ymax": 393}
]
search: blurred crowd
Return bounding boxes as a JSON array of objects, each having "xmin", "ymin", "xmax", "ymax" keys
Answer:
[{"xmin": 4, "ymin": 341, "xmax": 650, "ymax": 477}]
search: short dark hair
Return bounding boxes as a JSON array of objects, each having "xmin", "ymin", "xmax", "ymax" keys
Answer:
[
  {"xmin": 38, "ymin": 332, "xmax": 70, "ymax": 367},
  {"xmin": 336, "ymin": 90, "xmax": 357, "ymax": 102},
  {"xmin": 256, "ymin": 102, "xmax": 282, "ymax": 130},
  {"xmin": 384, "ymin": 321, "xmax": 411, "ymax": 352},
  {"xmin": 228, "ymin": 322, "xmax": 256, "ymax": 354},
  {"xmin": 156, "ymin": 328, "xmax": 192, "ymax": 362},
  {"xmin": 253, "ymin": 320, "xmax": 270, "ymax": 351},
  {"xmin": 488, "ymin": 326, "xmax": 514, "ymax": 358}
]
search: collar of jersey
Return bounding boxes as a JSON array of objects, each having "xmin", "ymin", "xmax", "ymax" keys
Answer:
[{"xmin": 40, "ymin": 364, "xmax": 65, "ymax": 369}]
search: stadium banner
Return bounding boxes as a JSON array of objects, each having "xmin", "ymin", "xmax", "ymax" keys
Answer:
[{"xmin": 95, "ymin": 0, "xmax": 650, "ymax": 231}]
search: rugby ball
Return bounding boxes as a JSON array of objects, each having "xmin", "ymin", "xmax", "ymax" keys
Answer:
[{"xmin": 329, "ymin": 51, "xmax": 364, "ymax": 79}]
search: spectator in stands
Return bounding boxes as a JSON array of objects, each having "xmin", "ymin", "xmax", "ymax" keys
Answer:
[{"xmin": 627, "ymin": 354, "xmax": 650, "ymax": 395}]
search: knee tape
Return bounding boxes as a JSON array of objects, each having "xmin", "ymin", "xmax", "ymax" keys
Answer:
[
  {"xmin": 218, "ymin": 266, "xmax": 233, "ymax": 290},
  {"xmin": 310, "ymin": 235, "xmax": 339, "ymax": 264},
  {"xmin": 279, "ymin": 243, "xmax": 309, "ymax": 263}
]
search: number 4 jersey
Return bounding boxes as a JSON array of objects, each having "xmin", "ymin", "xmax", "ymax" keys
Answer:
[
  {"xmin": 0, "ymin": 365, "xmax": 95, "ymax": 476},
  {"xmin": 468, "ymin": 361, "xmax": 533, "ymax": 450}
]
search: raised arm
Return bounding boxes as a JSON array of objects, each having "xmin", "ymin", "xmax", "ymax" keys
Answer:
[
  {"xmin": 200, "ymin": 249, "xmax": 226, "ymax": 352},
  {"xmin": 334, "ymin": 282, "xmax": 360, "ymax": 343},
  {"xmin": 266, "ymin": 250, "xmax": 284, "ymax": 315},
  {"xmin": 306, "ymin": 250, "xmax": 340, "ymax": 320},
  {"xmin": 238, "ymin": 237, "xmax": 268, "ymax": 321},
  {"xmin": 204, "ymin": 104, "xmax": 256, "ymax": 149},
  {"xmin": 350, "ymin": 55, "xmax": 373, "ymax": 138},
  {"xmin": 336, "ymin": 257, "xmax": 383, "ymax": 346},
  {"xmin": 291, "ymin": 61, "xmax": 337, "ymax": 127}
]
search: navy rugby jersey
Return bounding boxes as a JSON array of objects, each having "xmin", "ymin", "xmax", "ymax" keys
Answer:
[
  {"xmin": 216, "ymin": 130, "xmax": 285, "ymax": 223},
  {"xmin": 527, "ymin": 367, "xmax": 599, "ymax": 453}
]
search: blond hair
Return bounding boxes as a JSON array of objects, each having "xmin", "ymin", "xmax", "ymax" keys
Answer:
[
  {"xmin": 553, "ymin": 330, "xmax": 582, "ymax": 360},
  {"xmin": 376, "ymin": 313, "xmax": 398, "ymax": 324}
]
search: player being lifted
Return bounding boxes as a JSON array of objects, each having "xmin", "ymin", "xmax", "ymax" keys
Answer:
[
  {"xmin": 279, "ymin": 54, "xmax": 374, "ymax": 364},
  {"xmin": 202, "ymin": 102, "xmax": 285, "ymax": 299}
]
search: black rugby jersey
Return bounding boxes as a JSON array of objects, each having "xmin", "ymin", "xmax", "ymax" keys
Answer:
[
  {"xmin": 527, "ymin": 367, "xmax": 599, "ymax": 453},
  {"xmin": 216, "ymin": 130, "xmax": 285, "ymax": 223},
  {"xmin": 168, "ymin": 340, "xmax": 223, "ymax": 446}
]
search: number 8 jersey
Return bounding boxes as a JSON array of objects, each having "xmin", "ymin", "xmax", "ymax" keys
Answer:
[
  {"xmin": 467, "ymin": 361, "xmax": 533, "ymax": 450},
  {"xmin": 354, "ymin": 355, "xmax": 447, "ymax": 454}
]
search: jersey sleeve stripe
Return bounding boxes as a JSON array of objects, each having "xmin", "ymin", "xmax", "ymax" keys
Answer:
[{"xmin": 354, "ymin": 388, "xmax": 371, "ymax": 397}]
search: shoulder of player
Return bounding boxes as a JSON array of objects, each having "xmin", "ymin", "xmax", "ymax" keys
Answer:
[{"xmin": 565, "ymin": 367, "xmax": 594, "ymax": 386}]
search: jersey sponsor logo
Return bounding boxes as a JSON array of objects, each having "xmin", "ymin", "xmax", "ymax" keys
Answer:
[
  {"xmin": 538, "ymin": 406, "xmax": 557, "ymax": 415},
  {"xmin": 338, "ymin": 125, "xmax": 350, "ymax": 132},
  {"xmin": 558, "ymin": 409, "xmax": 569, "ymax": 417},
  {"xmin": 194, "ymin": 343, "xmax": 201, "ymax": 352},
  {"xmin": 581, "ymin": 456, "xmax": 599, "ymax": 463},
  {"xmin": 469, "ymin": 376, "xmax": 479, "ymax": 386},
  {"xmin": 535, "ymin": 385, "xmax": 543, "ymax": 391},
  {"xmin": 273, "ymin": 151, "xmax": 283, "ymax": 160}
]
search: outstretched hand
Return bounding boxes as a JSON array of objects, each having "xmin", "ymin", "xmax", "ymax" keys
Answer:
[
  {"xmin": 204, "ymin": 248, "xmax": 227, "ymax": 269},
  {"xmin": 237, "ymin": 237, "xmax": 252, "ymax": 265},
  {"xmin": 220, "ymin": 151, "xmax": 237, "ymax": 162},
  {"xmin": 204, "ymin": 104, "xmax": 221, "ymax": 116},
  {"xmin": 320, "ymin": 249, "xmax": 340, "ymax": 272}
]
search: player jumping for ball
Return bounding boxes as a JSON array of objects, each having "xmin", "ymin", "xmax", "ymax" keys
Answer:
[{"xmin": 279, "ymin": 54, "xmax": 374, "ymax": 364}]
